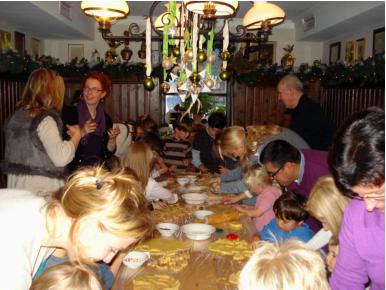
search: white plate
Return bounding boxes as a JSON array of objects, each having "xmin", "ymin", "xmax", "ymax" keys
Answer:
[
  {"xmin": 182, "ymin": 193, "xmax": 208, "ymax": 204},
  {"xmin": 181, "ymin": 223, "xmax": 216, "ymax": 240}
]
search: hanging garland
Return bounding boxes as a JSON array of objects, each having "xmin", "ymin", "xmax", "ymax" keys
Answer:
[{"xmin": 0, "ymin": 48, "xmax": 383, "ymax": 87}]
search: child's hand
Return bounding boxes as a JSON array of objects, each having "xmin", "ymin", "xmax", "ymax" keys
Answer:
[
  {"xmin": 166, "ymin": 177, "xmax": 175, "ymax": 184},
  {"xmin": 208, "ymin": 177, "xmax": 221, "ymax": 185},
  {"xmin": 249, "ymin": 232, "xmax": 262, "ymax": 250},
  {"xmin": 218, "ymin": 165, "xmax": 230, "ymax": 174},
  {"xmin": 199, "ymin": 164, "xmax": 210, "ymax": 173},
  {"xmin": 233, "ymin": 204, "xmax": 251, "ymax": 212},
  {"xmin": 168, "ymin": 165, "xmax": 177, "ymax": 172},
  {"xmin": 221, "ymin": 196, "xmax": 238, "ymax": 204},
  {"xmin": 153, "ymin": 201, "xmax": 168, "ymax": 210}
]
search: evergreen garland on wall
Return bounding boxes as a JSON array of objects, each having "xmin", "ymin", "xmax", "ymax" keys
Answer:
[{"xmin": 0, "ymin": 49, "xmax": 383, "ymax": 87}]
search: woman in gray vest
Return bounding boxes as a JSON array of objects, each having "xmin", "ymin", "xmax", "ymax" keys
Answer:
[{"xmin": 1, "ymin": 68, "xmax": 81, "ymax": 192}]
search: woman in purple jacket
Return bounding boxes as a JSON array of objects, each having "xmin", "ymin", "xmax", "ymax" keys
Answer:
[{"xmin": 328, "ymin": 108, "xmax": 384, "ymax": 290}]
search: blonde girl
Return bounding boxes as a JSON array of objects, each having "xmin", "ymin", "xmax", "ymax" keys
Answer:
[
  {"xmin": 0, "ymin": 166, "xmax": 154, "ymax": 289},
  {"xmin": 306, "ymin": 175, "xmax": 351, "ymax": 249},
  {"xmin": 222, "ymin": 165, "xmax": 282, "ymax": 231},
  {"xmin": 30, "ymin": 262, "xmax": 104, "ymax": 290},
  {"xmin": 238, "ymin": 240, "xmax": 330, "ymax": 290},
  {"xmin": 123, "ymin": 142, "xmax": 177, "ymax": 204},
  {"xmin": 2, "ymin": 68, "xmax": 81, "ymax": 192}
]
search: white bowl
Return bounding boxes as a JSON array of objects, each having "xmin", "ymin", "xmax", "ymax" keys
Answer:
[
  {"xmin": 177, "ymin": 177, "xmax": 190, "ymax": 186},
  {"xmin": 122, "ymin": 251, "xmax": 150, "ymax": 269},
  {"xmin": 194, "ymin": 210, "xmax": 214, "ymax": 220},
  {"xmin": 155, "ymin": 223, "xmax": 179, "ymax": 237},
  {"xmin": 182, "ymin": 193, "xmax": 208, "ymax": 204},
  {"xmin": 181, "ymin": 223, "xmax": 216, "ymax": 240}
]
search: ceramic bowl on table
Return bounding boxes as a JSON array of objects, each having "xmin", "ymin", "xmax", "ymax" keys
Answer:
[
  {"xmin": 176, "ymin": 177, "xmax": 190, "ymax": 186},
  {"xmin": 122, "ymin": 251, "xmax": 151, "ymax": 269},
  {"xmin": 181, "ymin": 223, "xmax": 216, "ymax": 240},
  {"xmin": 182, "ymin": 193, "xmax": 208, "ymax": 204},
  {"xmin": 187, "ymin": 185, "xmax": 208, "ymax": 192},
  {"xmin": 194, "ymin": 210, "xmax": 214, "ymax": 220},
  {"xmin": 155, "ymin": 223, "xmax": 179, "ymax": 237}
]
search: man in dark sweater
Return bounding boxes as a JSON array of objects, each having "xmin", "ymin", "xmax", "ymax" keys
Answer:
[
  {"xmin": 192, "ymin": 112, "xmax": 226, "ymax": 173},
  {"xmin": 277, "ymin": 74, "xmax": 336, "ymax": 151}
]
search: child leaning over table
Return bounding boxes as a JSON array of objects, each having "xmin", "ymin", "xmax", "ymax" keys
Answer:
[
  {"xmin": 221, "ymin": 165, "xmax": 282, "ymax": 231},
  {"xmin": 259, "ymin": 191, "xmax": 314, "ymax": 243},
  {"xmin": 162, "ymin": 120, "xmax": 193, "ymax": 173}
]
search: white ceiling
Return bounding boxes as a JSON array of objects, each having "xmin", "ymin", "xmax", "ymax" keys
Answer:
[{"xmin": 0, "ymin": 1, "xmax": 384, "ymax": 41}]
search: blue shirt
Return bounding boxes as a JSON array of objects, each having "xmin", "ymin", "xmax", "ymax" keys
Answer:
[{"xmin": 260, "ymin": 218, "xmax": 314, "ymax": 243}]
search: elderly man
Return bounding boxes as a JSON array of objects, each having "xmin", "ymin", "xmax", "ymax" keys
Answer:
[
  {"xmin": 260, "ymin": 139, "xmax": 330, "ymax": 232},
  {"xmin": 277, "ymin": 74, "xmax": 336, "ymax": 151}
]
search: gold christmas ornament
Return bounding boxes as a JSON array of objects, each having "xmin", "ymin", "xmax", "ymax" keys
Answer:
[
  {"xmin": 220, "ymin": 51, "xmax": 231, "ymax": 61},
  {"xmin": 204, "ymin": 78, "xmax": 215, "ymax": 89},
  {"xmin": 162, "ymin": 58, "xmax": 173, "ymax": 70},
  {"xmin": 186, "ymin": 48, "xmax": 193, "ymax": 60},
  {"xmin": 197, "ymin": 50, "xmax": 207, "ymax": 63},
  {"xmin": 219, "ymin": 70, "xmax": 230, "ymax": 81},
  {"xmin": 160, "ymin": 81, "xmax": 170, "ymax": 94},
  {"xmin": 206, "ymin": 52, "xmax": 216, "ymax": 64},
  {"xmin": 143, "ymin": 77, "xmax": 155, "ymax": 91},
  {"xmin": 172, "ymin": 47, "xmax": 181, "ymax": 57},
  {"xmin": 189, "ymin": 72, "xmax": 201, "ymax": 84},
  {"xmin": 177, "ymin": 81, "xmax": 185, "ymax": 93}
]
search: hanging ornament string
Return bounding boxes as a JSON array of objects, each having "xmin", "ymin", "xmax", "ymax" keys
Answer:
[
  {"xmin": 179, "ymin": 5, "xmax": 185, "ymax": 81},
  {"xmin": 168, "ymin": 1, "xmax": 176, "ymax": 46},
  {"xmin": 192, "ymin": 13, "xmax": 198, "ymax": 72},
  {"xmin": 206, "ymin": 27, "xmax": 214, "ymax": 77},
  {"xmin": 162, "ymin": 4, "xmax": 171, "ymax": 81},
  {"xmin": 222, "ymin": 19, "xmax": 229, "ymax": 70},
  {"xmin": 145, "ymin": 17, "xmax": 151, "ymax": 77}
]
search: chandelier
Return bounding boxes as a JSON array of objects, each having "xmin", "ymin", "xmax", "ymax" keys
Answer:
[{"xmin": 81, "ymin": 1, "xmax": 286, "ymax": 116}]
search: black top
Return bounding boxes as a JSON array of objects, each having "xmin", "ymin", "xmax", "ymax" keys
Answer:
[
  {"xmin": 193, "ymin": 128, "xmax": 222, "ymax": 173},
  {"xmin": 287, "ymin": 94, "xmax": 337, "ymax": 151},
  {"xmin": 62, "ymin": 105, "xmax": 114, "ymax": 173}
]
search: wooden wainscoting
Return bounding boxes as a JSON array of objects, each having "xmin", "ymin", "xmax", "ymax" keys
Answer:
[{"xmin": 320, "ymin": 86, "xmax": 385, "ymax": 128}]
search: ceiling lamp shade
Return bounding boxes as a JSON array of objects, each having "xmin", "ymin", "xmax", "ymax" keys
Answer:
[
  {"xmin": 242, "ymin": 1, "xmax": 285, "ymax": 30},
  {"xmin": 81, "ymin": 1, "xmax": 129, "ymax": 21},
  {"xmin": 154, "ymin": 4, "xmax": 182, "ymax": 31},
  {"xmin": 184, "ymin": 1, "xmax": 238, "ymax": 18}
]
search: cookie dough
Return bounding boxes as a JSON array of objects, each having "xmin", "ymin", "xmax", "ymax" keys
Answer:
[
  {"xmin": 133, "ymin": 274, "xmax": 180, "ymax": 290},
  {"xmin": 208, "ymin": 238, "xmax": 253, "ymax": 260}
]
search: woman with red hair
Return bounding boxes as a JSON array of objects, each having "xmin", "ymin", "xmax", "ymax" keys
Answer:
[{"xmin": 63, "ymin": 71, "xmax": 120, "ymax": 172}]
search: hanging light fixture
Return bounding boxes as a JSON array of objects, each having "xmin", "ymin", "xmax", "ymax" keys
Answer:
[
  {"xmin": 184, "ymin": 1, "xmax": 238, "ymax": 18},
  {"xmin": 154, "ymin": 3, "xmax": 182, "ymax": 31},
  {"xmin": 81, "ymin": 1, "xmax": 129, "ymax": 30},
  {"xmin": 242, "ymin": 1, "xmax": 285, "ymax": 30}
]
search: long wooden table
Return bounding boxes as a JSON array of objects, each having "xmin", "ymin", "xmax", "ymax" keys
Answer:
[{"xmin": 112, "ymin": 174, "xmax": 257, "ymax": 290}]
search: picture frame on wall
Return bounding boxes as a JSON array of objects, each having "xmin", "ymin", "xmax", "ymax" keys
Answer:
[
  {"xmin": 355, "ymin": 38, "xmax": 366, "ymax": 61},
  {"xmin": 373, "ymin": 27, "xmax": 385, "ymax": 55},
  {"xmin": 0, "ymin": 29, "xmax": 11, "ymax": 49},
  {"xmin": 329, "ymin": 42, "xmax": 341, "ymax": 64},
  {"xmin": 345, "ymin": 41, "xmax": 354, "ymax": 62},
  {"xmin": 248, "ymin": 41, "xmax": 276, "ymax": 65},
  {"xmin": 30, "ymin": 37, "xmax": 40, "ymax": 58},
  {"xmin": 14, "ymin": 31, "xmax": 25, "ymax": 54},
  {"xmin": 68, "ymin": 43, "xmax": 84, "ymax": 62}
]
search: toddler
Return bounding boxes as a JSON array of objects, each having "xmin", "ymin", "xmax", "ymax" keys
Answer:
[
  {"xmin": 222, "ymin": 165, "xmax": 282, "ymax": 231},
  {"xmin": 30, "ymin": 262, "xmax": 104, "ymax": 290},
  {"xmin": 260, "ymin": 191, "xmax": 314, "ymax": 243}
]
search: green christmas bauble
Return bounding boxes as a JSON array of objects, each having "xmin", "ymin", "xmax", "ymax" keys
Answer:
[
  {"xmin": 197, "ymin": 50, "xmax": 207, "ymax": 63},
  {"xmin": 189, "ymin": 72, "xmax": 201, "ymax": 84},
  {"xmin": 172, "ymin": 47, "xmax": 181, "ymax": 57},
  {"xmin": 220, "ymin": 51, "xmax": 231, "ymax": 61},
  {"xmin": 219, "ymin": 70, "xmax": 230, "ymax": 81},
  {"xmin": 143, "ymin": 77, "xmax": 155, "ymax": 91}
]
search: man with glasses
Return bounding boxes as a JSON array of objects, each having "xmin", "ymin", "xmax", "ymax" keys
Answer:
[{"xmin": 259, "ymin": 139, "xmax": 330, "ymax": 232}]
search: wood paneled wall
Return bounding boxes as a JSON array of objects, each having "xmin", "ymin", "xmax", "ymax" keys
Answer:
[{"xmin": 232, "ymin": 81, "xmax": 384, "ymax": 128}]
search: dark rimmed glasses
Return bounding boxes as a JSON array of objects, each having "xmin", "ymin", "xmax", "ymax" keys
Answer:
[
  {"xmin": 267, "ymin": 164, "xmax": 284, "ymax": 179},
  {"xmin": 83, "ymin": 86, "xmax": 103, "ymax": 93}
]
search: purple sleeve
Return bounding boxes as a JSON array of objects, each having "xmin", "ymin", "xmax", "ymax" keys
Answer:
[{"xmin": 330, "ymin": 204, "xmax": 368, "ymax": 290}]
